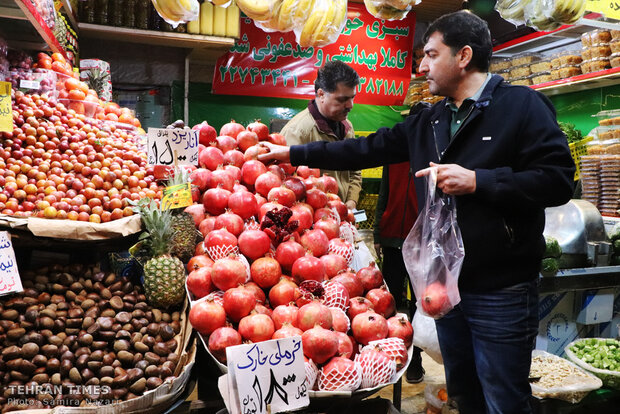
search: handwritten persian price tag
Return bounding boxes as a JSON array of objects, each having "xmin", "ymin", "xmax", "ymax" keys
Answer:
[
  {"xmin": 226, "ymin": 337, "xmax": 309, "ymax": 414},
  {"xmin": 586, "ymin": 0, "xmax": 620, "ymax": 20},
  {"xmin": 146, "ymin": 128, "xmax": 199, "ymax": 166},
  {"xmin": 0, "ymin": 232, "xmax": 22, "ymax": 296},
  {"xmin": 161, "ymin": 183, "xmax": 193, "ymax": 210},
  {"xmin": 0, "ymin": 82, "xmax": 12, "ymax": 133}
]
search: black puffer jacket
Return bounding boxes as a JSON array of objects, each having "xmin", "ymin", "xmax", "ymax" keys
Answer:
[{"xmin": 291, "ymin": 75, "xmax": 575, "ymax": 292}]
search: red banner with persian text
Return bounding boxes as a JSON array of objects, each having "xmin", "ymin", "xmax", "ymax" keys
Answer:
[{"xmin": 212, "ymin": 4, "xmax": 415, "ymax": 106}]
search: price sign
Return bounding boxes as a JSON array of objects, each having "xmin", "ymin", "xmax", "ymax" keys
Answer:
[
  {"xmin": 0, "ymin": 232, "xmax": 22, "ymax": 296},
  {"xmin": 226, "ymin": 337, "xmax": 309, "ymax": 414},
  {"xmin": 0, "ymin": 82, "xmax": 12, "ymax": 133},
  {"xmin": 586, "ymin": 0, "xmax": 620, "ymax": 20},
  {"xmin": 161, "ymin": 183, "xmax": 193, "ymax": 210},
  {"xmin": 147, "ymin": 128, "xmax": 199, "ymax": 166},
  {"xmin": 19, "ymin": 79, "xmax": 40, "ymax": 90}
]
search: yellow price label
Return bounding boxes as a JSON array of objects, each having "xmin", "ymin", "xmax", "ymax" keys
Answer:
[
  {"xmin": 0, "ymin": 82, "xmax": 12, "ymax": 133},
  {"xmin": 161, "ymin": 183, "xmax": 193, "ymax": 210},
  {"xmin": 586, "ymin": 0, "xmax": 620, "ymax": 20}
]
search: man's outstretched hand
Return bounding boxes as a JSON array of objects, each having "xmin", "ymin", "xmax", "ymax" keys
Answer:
[{"xmin": 258, "ymin": 142, "xmax": 291, "ymax": 164}]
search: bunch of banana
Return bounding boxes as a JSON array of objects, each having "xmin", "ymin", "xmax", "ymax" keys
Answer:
[
  {"xmin": 550, "ymin": 0, "xmax": 587, "ymax": 24},
  {"xmin": 151, "ymin": 0, "xmax": 200, "ymax": 25},
  {"xmin": 496, "ymin": 0, "xmax": 531, "ymax": 24},
  {"xmin": 363, "ymin": 0, "xmax": 410, "ymax": 20},
  {"xmin": 257, "ymin": 0, "xmax": 303, "ymax": 32},
  {"xmin": 297, "ymin": 0, "xmax": 347, "ymax": 47},
  {"xmin": 236, "ymin": 0, "xmax": 279, "ymax": 21}
]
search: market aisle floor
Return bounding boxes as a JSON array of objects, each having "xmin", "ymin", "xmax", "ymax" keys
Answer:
[{"xmin": 376, "ymin": 352, "xmax": 446, "ymax": 414}]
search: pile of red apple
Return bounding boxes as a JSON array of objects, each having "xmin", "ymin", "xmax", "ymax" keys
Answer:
[
  {"xmin": 0, "ymin": 90, "xmax": 160, "ymax": 220},
  {"xmin": 185, "ymin": 119, "xmax": 414, "ymax": 392}
]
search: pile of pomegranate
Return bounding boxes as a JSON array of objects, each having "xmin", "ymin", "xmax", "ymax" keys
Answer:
[
  {"xmin": 0, "ymin": 90, "xmax": 160, "ymax": 220},
  {"xmin": 185, "ymin": 120, "xmax": 414, "ymax": 392}
]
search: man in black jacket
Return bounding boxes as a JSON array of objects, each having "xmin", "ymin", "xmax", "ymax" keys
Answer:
[{"xmin": 259, "ymin": 11, "xmax": 575, "ymax": 414}]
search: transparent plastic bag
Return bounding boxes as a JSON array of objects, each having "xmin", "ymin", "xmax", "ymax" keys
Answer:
[
  {"xmin": 255, "ymin": 0, "xmax": 299, "ymax": 32},
  {"xmin": 236, "ymin": 0, "xmax": 280, "ymax": 22},
  {"xmin": 402, "ymin": 167, "xmax": 464, "ymax": 319},
  {"xmin": 412, "ymin": 310, "xmax": 443, "ymax": 364},
  {"xmin": 294, "ymin": 0, "xmax": 347, "ymax": 48},
  {"xmin": 495, "ymin": 0, "xmax": 531, "ymax": 26},
  {"xmin": 363, "ymin": 0, "xmax": 419, "ymax": 20},
  {"xmin": 151, "ymin": 0, "xmax": 200, "ymax": 27}
]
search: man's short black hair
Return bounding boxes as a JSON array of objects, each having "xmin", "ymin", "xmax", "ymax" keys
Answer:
[
  {"xmin": 315, "ymin": 61, "xmax": 360, "ymax": 93},
  {"xmin": 423, "ymin": 11, "xmax": 492, "ymax": 72}
]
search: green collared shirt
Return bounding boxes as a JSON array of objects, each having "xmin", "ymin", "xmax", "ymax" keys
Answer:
[{"xmin": 447, "ymin": 73, "xmax": 492, "ymax": 139}]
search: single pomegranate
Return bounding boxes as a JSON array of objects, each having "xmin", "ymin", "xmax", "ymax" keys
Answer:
[
  {"xmin": 301, "ymin": 325, "xmax": 339, "ymax": 364},
  {"xmin": 223, "ymin": 285, "xmax": 257, "ymax": 322},
  {"xmin": 330, "ymin": 307, "xmax": 350, "ymax": 333},
  {"xmin": 254, "ymin": 172, "xmax": 282, "ymax": 197},
  {"xmin": 208, "ymin": 326, "xmax": 242, "ymax": 363},
  {"xmin": 355, "ymin": 346, "xmax": 396, "ymax": 388},
  {"xmin": 290, "ymin": 204, "xmax": 314, "ymax": 232},
  {"xmin": 236, "ymin": 130, "xmax": 259, "ymax": 152},
  {"xmin": 268, "ymin": 133, "xmax": 287, "ymax": 146},
  {"xmin": 184, "ymin": 204, "xmax": 206, "ymax": 227},
  {"xmin": 203, "ymin": 187, "xmax": 231, "ymax": 216},
  {"xmin": 250, "ymin": 256, "xmax": 282, "ymax": 289},
  {"xmin": 322, "ymin": 281, "xmax": 350, "ymax": 311},
  {"xmin": 274, "ymin": 240, "xmax": 305, "ymax": 272},
  {"xmin": 246, "ymin": 120, "xmax": 269, "ymax": 140},
  {"xmin": 313, "ymin": 217, "xmax": 340, "ymax": 240},
  {"xmin": 218, "ymin": 135, "xmax": 239, "ymax": 154},
  {"xmin": 421, "ymin": 281, "xmax": 450, "ymax": 317},
  {"xmin": 300, "ymin": 229, "xmax": 329, "ymax": 257},
  {"xmin": 283, "ymin": 176, "xmax": 306, "ymax": 201},
  {"xmin": 297, "ymin": 301, "xmax": 333, "ymax": 331},
  {"xmin": 331, "ymin": 271, "xmax": 364, "ymax": 298},
  {"xmin": 187, "ymin": 266, "xmax": 213, "ymax": 299},
  {"xmin": 198, "ymin": 216, "xmax": 217, "ymax": 239},
  {"xmin": 211, "ymin": 256, "xmax": 247, "ymax": 291},
  {"xmin": 241, "ymin": 160, "xmax": 268, "ymax": 186},
  {"xmin": 296, "ymin": 166, "xmax": 321, "ymax": 178},
  {"xmin": 186, "ymin": 254, "xmax": 214, "ymax": 273},
  {"xmin": 194, "ymin": 121, "xmax": 218, "ymax": 146},
  {"xmin": 238, "ymin": 229, "xmax": 271, "ymax": 262},
  {"xmin": 387, "ymin": 316, "xmax": 413, "ymax": 348},
  {"xmin": 238, "ymin": 313, "xmax": 275, "ymax": 343},
  {"xmin": 327, "ymin": 199, "xmax": 348, "ymax": 221},
  {"xmin": 305, "ymin": 188, "xmax": 328, "ymax": 210},
  {"xmin": 189, "ymin": 168, "xmax": 211, "ymax": 191},
  {"xmin": 320, "ymin": 254, "xmax": 348, "ymax": 279},
  {"xmin": 347, "ymin": 297, "xmax": 374, "ymax": 320},
  {"xmin": 268, "ymin": 186, "xmax": 296, "ymax": 207},
  {"xmin": 357, "ymin": 262, "xmax": 384, "ymax": 293},
  {"xmin": 220, "ymin": 120, "xmax": 245, "ymax": 138},
  {"xmin": 334, "ymin": 331, "xmax": 355, "ymax": 359},
  {"xmin": 207, "ymin": 168, "xmax": 235, "ymax": 191},
  {"xmin": 204, "ymin": 228, "xmax": 238, "ymax": 261},
  {"xmin": 268, "ymin": 278, "xmax": 300, "ymax": 308},
  {"xmin": 272, "ymin": 323, "xmax": 303, "ymax": 339},
  {"xmin": 365, "ymin": 287, "xmax": 396, "ymax": 318},
  {"xmin": 292, "ymin": 255, "xmax": 326, "ymax": 283},
  {"xmin": 214, "ymin": 211, "xmax": 244, "ymax": 237},
  {"xmin": 199, "ymin": 145, "xmax": 224, "ymax": 170},
  {"xmin": 272, "ymin": 303, "xmax": 299, "ymax": 329},
  {"xmin": 317, "ymin": 174, "xmax": 339, "ymax": 194},
  {"xmin": 370, "ymin": 337, "xmax": 409, "ymax": 370},
  {"xmin": 189, "ymin": 299, "xmax": 226, "ymax": 335},
  {"xmin": 328, "ymin": 238, "xmax": 354, "ymax": 264},
  {"xmin": 227, "ymin": 190, "xmax": 258, "ymax": 220},
  {"xmin": 318, "ymin": 356, "xmax": 362, "ymax": 391},
  {"xmin": 351, "ymin": 311, "xmax": 389, "ymax": 345}
]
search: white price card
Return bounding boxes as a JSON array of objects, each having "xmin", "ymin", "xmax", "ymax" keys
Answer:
[
  {"xmin": 0, "ymin": 232, "xmax": 22, "ymax": 296},
  {"xmin": 147, "ymin": 128, "xmax": 199, "ymax": 166},
  {"xmin": 226, "ymin": 337, "xmax": 309, "ymax": 414},
  {"xmin": 19, "ymin": 79, "xmax": 40, "ymax": 90}
]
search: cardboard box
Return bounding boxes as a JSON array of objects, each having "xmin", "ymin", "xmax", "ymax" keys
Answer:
[
  {"xmin": 536, "ymin": 292, "xmax": 579, "ymax": 356},
  {"xmin": 575, "ymin": 288, "xmax": 614, "ymax": 325}
]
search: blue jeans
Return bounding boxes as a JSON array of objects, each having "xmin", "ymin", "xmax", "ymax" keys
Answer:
[{"xmin": 435, "ymin": 280, "xmax": 538, "ymax": 414}]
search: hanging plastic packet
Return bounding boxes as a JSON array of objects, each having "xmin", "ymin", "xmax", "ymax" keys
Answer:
[
  {"xmin": 236, "ymin": 0, "xmax": 280, "ymax": 22},
  {"xmin": 293, "ymin": 0, "xmax": 348, "ymax": 48},
  {"xmin": 255, "ymin": 0, "xmax": 300, "ymax": 33},
  {"xmin": 402, "ymin": 167, "xmax": 464, "ymax": 319},
  {"xmin": 151, "ymin": 0, "xmax": 200, "ymax": 28},
  {"xmin": 363, "ymin": 0, "xmax": 420, "ymax": 21},
  {"xmin": 495, "ymin": 0, "xmax": 531, "ymax": 26}
]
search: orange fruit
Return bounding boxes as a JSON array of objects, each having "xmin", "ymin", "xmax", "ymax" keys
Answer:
[
  {"xmin": 104, "ymin": 102, "xmax": 121, "ymax": 116},
  {"xmin": 39, "ymin": 59, "xmax": 52, "ymax": 70},
  {"xmin": 105, "ymin": 113, "xmax": 119, "ymax": 122},
  {"xmin": 118, "ymin": 113, "xmax": 133, "ymax": 124},
  {"xmin": 65, "ymin": 77, "xmax": 81, "ymax": 91},
  {"xmin": 51, "ymin": 52, "xmax": 66, "ymax": 63},
  {"xmin": 77, "ymin": 81, "xmax": 89, "ymax": 94},
  {"xmin": 132, "ymin": 118, "xmax": 142, "ymax": 128},
  {"xmin": 52, "ymin": 61, "xmax": 68, "ymax": 75},
  {"xmin": 68, "ymin": 101, "xmax": 85, "ymax": 115},
  {"xmin": 68, "ymin": 89, "xmax": 86, "ymax": 101}
]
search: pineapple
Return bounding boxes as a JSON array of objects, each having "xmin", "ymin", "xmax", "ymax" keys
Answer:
[
  {"xmin": 166, "ymin": 168, "xmax": 200, "ymax": 262},
  {"xmin": 139, "ymin": 200, "xmax": 186, "ymax": 309},
  {"xmin": 84, "ymin": 67, "xmax": 111, "ymax": 100}
]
